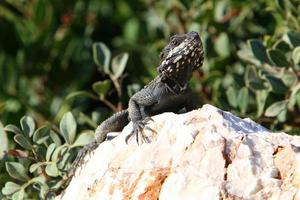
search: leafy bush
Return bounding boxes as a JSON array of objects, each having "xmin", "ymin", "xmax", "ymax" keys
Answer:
[
  {"xmin": 1, "ymin": 113, "xmax": 93, "ymax": 199},
  {"xmin": 1, "ymin": 0, "xmax": 300, "ymax": 198}
]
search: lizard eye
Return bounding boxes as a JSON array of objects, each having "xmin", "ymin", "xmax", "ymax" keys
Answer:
[
  {"xmin": 160, "ymin": 52, "xmax": 165, "ymax": 59},
  {"xmin": 171, "ymin": 39, "xmax": 179, "ymax": 46}
]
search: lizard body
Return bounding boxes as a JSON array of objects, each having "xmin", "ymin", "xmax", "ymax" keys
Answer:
[{"xmin": 70, "ymin": 31, "xmax": 204, "ymax": 175}]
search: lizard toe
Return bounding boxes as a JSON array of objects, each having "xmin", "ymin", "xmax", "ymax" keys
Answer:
[{"xmin": 125, "ymin": 120, "xmax": 151, "ymax": 144}]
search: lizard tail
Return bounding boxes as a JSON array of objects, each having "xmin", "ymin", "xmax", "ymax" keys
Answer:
[{"xmin": 68, "ymin": 110, "xmax": 129, "ymax": 179}]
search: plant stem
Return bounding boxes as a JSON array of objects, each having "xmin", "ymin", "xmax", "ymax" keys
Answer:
[{"xmin": 100, "ymin": 96, "xmax": 118, "ymax": 113}]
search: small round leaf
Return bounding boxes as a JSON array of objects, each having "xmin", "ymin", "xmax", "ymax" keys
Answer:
[
  {"xmin": 2, "ymin": 182, "xmax": 21, "ymax": 195},
  {"xmin": 238, "ymin": 87, "xmax": 249, "ymax": 114},
  {"xmin": 0, "ymin": 122, "xmax": 9, "ymax": 159},
  {"xmin": 226, "ymin": 87, "xmax": 237, "ymax": 108},
  {"xmin": 248, "ymin": 39, "xmax": 270, "ymax": 64},
  {"xmin": 72, "ymin": 131, "xmax": 94, "ymax": 147},
  {"xmin": 273, "ymin": 40, "xmax": 290, "ymax": 52},
  {"xmin": 92, "ymin": 80, "xmax": 111, "ymax": 98},
  {"xmin": 267, "ymin": 49, "xmax": 289, "ymax": 67},
  {"xmin": 45, "ymin": 163, "xmax": 59, "ymax": 177},
  {"xmin": 12, "ymin": 188, "xmax": 25, "ymax": 200},
  {"xmin": 13, "ymin": 134, "xmax": 32, "ymax": 150},
  {"xmin": 33, "ymin": 125, "xmax": 50, "ymax": 144},
  {"xmin": 215, "ymin": 33, "xmax": 230, "ymax": 57},
  {"xmin": 5, "ymin": 162, "xmax": 30, "ymax": 181},
  {"xmin": 59, "ymin": 112, "xmax": 77, "ymax": 144},
  {"xmin": 4, "ymin": 124, "xmax": 23, "ymax": 135},
  {"xmin": 93, "ymin": 42, "xmax": 111, "ymax": 74},
  {"xmin": 46, "ymin": 143, "xmax": 56, "ymax": 161},
  {"xmin": 292, "ymin": 46, "xmax": 300, "ymax": 64},
  {"xmin": 265, "ymin": 100, "xmax": 288, "ymax": 117},
  {"xmin": 256, "ymin": 90, "xmax": 268, "ymax": 117},
  {"xmin": 265, "ymin": 75, "xmax": 288, "ymax": 94},
  {"xmin": 29, "ymin": 162, "xmax": 44, "ymax": 173},
  {"xmin": 286, "ymin": 32, "xmax": 300, "ymax": 47},
  {"xmin": 49, "ymin": 130, "xmax": 62, "ymax": 146},
  {"xmin": 112, "ymin": 53, "xmax": 129, "ymax": 78},
  {"xmin": 20, "ymin": 116, "xmax": 36, "ymax": 137}
]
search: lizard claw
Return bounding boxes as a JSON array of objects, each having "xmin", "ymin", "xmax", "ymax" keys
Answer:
[
  {"xmin": 68, "ymin": 140, "xmax": 98, "ymax": 177},
  {"xmin": 143, "ymin": 116, "xmax": 154, "ymax": 123},
  {"xmin": 125, "ymin": 118, "xmax": 154, "ymax": 145}
]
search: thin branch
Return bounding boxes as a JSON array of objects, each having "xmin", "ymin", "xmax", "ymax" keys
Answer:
[{"xmin": 100, "ymin": 97, "xmax": 118, "ymax": 113}]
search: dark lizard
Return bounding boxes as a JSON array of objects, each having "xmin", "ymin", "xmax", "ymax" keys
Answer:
[{"xmin": 69, "ymin": 31, "xmax": 204, "ymax": 176}]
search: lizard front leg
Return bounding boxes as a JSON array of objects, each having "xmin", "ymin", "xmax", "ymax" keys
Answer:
[{"xmin": 126, "ymin": 89, "xmax": 157, "ymax": 144}]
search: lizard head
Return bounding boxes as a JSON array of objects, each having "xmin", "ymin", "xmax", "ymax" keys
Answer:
[{"xmin": 158, "ymin": 31, "xmax": 204, "ymax": 76}]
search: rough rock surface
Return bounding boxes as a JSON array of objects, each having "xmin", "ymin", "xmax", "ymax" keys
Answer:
[{"xmin": 60, "ymin": 104, "xmax": 300, "ymax": 200}]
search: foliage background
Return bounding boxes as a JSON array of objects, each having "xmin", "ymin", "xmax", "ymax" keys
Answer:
[{"xmin": 0, "ymin": 0, "xmax": 300, "ymax": 199}]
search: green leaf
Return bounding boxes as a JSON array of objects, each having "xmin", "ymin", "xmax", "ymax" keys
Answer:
[
  {"xmin": 282, "ymin": 72, "xmax": 297, "ymax": 87},
  {"xmin": 45, "ymin": 163, "xmax": 59, "ymax": 177},
  {"xmin": 57, "ymin": 152, "xmax": 71, "ymax": 170},
  {"xmin": 13, "ymin": 134, "xmax": 32, "ymax": 150},
  {"xmin": 288, "ymin": 82, "xmax": 300, "ymax": 108},
  {"xmin": 256, "ymin": 90, "xmax": 268, "ymax": 117},
  {"xmin": 12, "ymin": 189, "xmax": 25, "ymax": 200},
  {"xmin": 5, "ymin": 162, "xmax": 29, "ymax": 181},
  {"xmin": 72, "ymin": 131, "xmax": 94, "ymax": 147},
  {"xmin": 0, "ymin": 122, "xmax": 8, "ymax": 159},
  {"xmin": 66, "ymin": 91, "xmax": 97, "ymax": 101},
  {"xmin": 215, "ymin": 33, "xmax": 230, "ymax": 57},
  {"xmin": 267, "ymin": 49, "xmax": 289, "ymax": 67},
  {"xmin": 245, "ymin": 66, "xmax": 268, "ymax": 90},
  {"xmin": 237, "ymin": 45, "xmax": 260, "ymax": 66},
  {"xmin": 226, "ymin": 87, "xmax": 237, "ymax": 108},
  {"xmin": 93, "ymin": 42, "xmax": 111, "ymax": 74},
  {"xmin": 49, "ymin": 130, "xmax": 62, "ymax": 146},
  {"xmin": 4, "ymin": 124, "xmax": 22, "ymax": 135},
  {"xmin": 112, "ymin": 53, "xmax": 129, "ymax": 78},
  {"xmin": 273, "ymin": 40, "xmax": 290, "ymax": 53},
  {"xmin": 277, "ymin": 108, "xmax": 287, "ymax": 122},
  {"xmin": 29, "ymin": 162, "xmax": 44, "ymax": 173},
  {"xmin": 238, "ymin": 87, "xmax": 249, "ymax": 114},
  {"xmin": 33, "ymin": 125, "xmax": 50, "ymax": 144},
  {"xmin": 286, "ymin": 32, "xmax": 300, "ymax": 47},
  {"xmin": 265, "ymin": 100, "xmax": 288, "ymax": 117},
  {"xmin": 265, "ymin": 75, "xmax": 288, "ymax": 94},
  {"xmin": 20, "ymin": 116, "xmax": 36, "ymax": 137},
  {"xmin": 248, "ymin": 39, "xmax": 269, "ymax": 63},
  {"xmin": 214, "ymin": 0, "xmax": 227, "ymax": 22},
  {"xmin": 292, "ymin": 46, "xmax": 300, "ymax": 64},
  {"xmin": 2, "ymin": 182, "xmax": 21, "ymax": 195},
  {"xmin": 59, "ymin": 112, "xmax": 77, "ymax": 144},
  {"xmin": 92, "ymin": 80, "xmax": 111, "ymax": 98},
  {"xmin": 46, "ymin": 143, "xmax": 56, "ymax": 161},
  {"xmin": 51, "ymin": 145, "xmax": 68, "ymax": 161}
]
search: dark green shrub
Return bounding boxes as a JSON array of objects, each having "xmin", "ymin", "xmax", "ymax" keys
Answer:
[{"xmin": 1, "ymin": 113, "xmax": 93, "ymax": 199}]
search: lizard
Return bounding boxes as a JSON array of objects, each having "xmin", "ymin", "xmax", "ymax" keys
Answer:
[{"xmin": 69, "ymin": 31, "xmax": 204, "ymax": 176}]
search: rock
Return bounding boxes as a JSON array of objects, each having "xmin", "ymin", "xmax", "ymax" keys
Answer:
[{"xmin": 59, "ymin": 104, "xmax": 300, "ymax": 200}]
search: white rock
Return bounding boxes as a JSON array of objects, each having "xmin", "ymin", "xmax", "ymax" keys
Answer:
[{"xmin": 58, "ymin": 104, "xmax": 300, "ymax": 200}]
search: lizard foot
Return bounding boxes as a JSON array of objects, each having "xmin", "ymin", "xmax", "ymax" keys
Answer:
[
  {"xmin": 125, "ymin": 118, "xmax": 155, "ymax": 145},
  {"xmin": 68, "ymin": 140, "xmax": 98, "ymax": 177}
]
